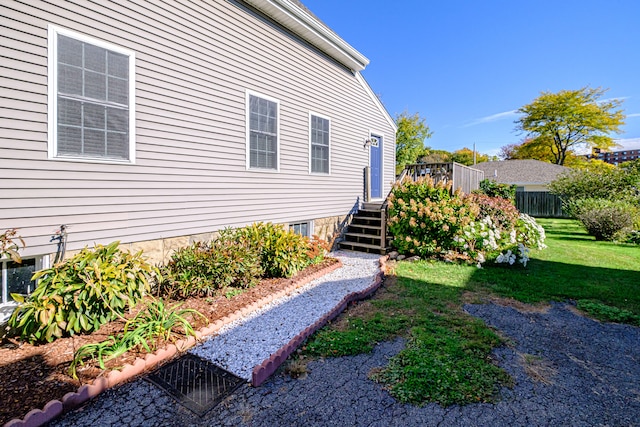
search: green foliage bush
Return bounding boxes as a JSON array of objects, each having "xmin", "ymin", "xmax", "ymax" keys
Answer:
[
  {"xmin": 159, "ymin": 223, "xmax": 325, "ymax": 299},
  {"xmin": 159, "ymin": 229, "xmax": 263, "ymax": 299},
  {"xmin": 572, "ymin": 198, "xmax": 636, "ymax": 241},
  {"xmin": 388, "ymin": 177, "xmax": 478, "ymax": 258},
  {"xmin": 236, "ymin": 222, "xmax": 314, "ymax": 278},
  {"xmin": 550, "ymin": 167, "xmax": 640, "ymax": 210},
  {"xmin": 9, "ymin": 242, "xmax": 154, "ymax": 343},
  {"xmin": 475, "ymin": 179, "xmax": 517, "ymax": 203}
]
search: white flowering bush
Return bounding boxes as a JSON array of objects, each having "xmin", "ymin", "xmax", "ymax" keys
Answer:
[
  {"xmin": 455, "ymin": 216, "xmax": 502, "ymax": 260},
  {"xmin": 515, "ymin": 214, "xmax": 547, "ymax": 250},
  {"xmin": 495, "ymin": 243, "xmax": 531, "ymax": 267}
]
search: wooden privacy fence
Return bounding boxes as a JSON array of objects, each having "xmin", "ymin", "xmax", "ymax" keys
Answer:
[
  {"xmin": 516, "ymin": 191, "xmax": 567, "ymax": 218},
  {"xmin": 402, "ymin": 162, "xmax": 484, "ymax": 194}
]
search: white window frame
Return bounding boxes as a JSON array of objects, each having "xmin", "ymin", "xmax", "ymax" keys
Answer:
[
  {"xmin": 245, "ymin": 90, "xmax": 280, "ymax": 172},
  {"xmin": 308, "ymin": 112, "xmax": 331, "ymax": 175},
  {"xmin": 48, "ymin": 25, "xmax": 136, "ymax": 164},
  {"xmin": 0, "ymin": 255, "xmax": 49, "ymax": 305},
  {"xmin": 288, "ymin": 221, "xmax": 313, "ymax": 237}
]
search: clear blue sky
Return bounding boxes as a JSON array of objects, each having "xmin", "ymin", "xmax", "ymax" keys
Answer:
[{"xmin": 302, "ymin": 0, "xmax": 640, "ymax": 157}]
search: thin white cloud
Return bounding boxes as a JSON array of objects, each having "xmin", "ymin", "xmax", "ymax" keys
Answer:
[
  {"xmin": 627, "ymin": 113, "xmax": 640, "ymax": 118},
  {"xmin": 613, "ymin": 137, "xmax": 640, "ymax": 150},
  {"xmin": 464, "ymin": 110, "xmax": 519, "ymax": 127},
  {"xmin": 599, "ymin": 96, "xmax": 630, "ymax": 104}
]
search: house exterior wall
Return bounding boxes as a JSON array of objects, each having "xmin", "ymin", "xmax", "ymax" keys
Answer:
[
  {"xmin": 0, "ymin": 0, "xmax": 396, "ymax": 258},
  {"xmin": 520, "ymin": 184, "xmax": 549, "ymax": 192}
]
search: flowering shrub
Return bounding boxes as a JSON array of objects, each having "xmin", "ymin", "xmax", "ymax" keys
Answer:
[
  {"xmin": 388, "ymin": 177, "xmax": 547, "ymax": 267},
  {"xmin": 466, "ymin": 194, "xmax": 519, "ymax": 234},
  {"xmin": 495, "ymin": 243, "xmax": 531, "ymax": 267},
  {"xmin": 454, "ymin": 216, "xmax": 502, "ymax": 263},
  {"xmin": 388, "ymin": 177, "xmax": 477, "ymax": 258},
  {"xmin": 515, "ymin": 214, "xmax": 547, "ymax": 249}
]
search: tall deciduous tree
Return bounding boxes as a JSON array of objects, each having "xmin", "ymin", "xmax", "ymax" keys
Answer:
[
  {"xmin": 451, "ymin": 147, "xmax": 489, "ymax": 166},
  {"xmin": 515, "ymin": 87, "xmax": 625, "ymax": 165},
  {"xmin": 395, "ymin": 111, "xmax": 433, "ymax": 174}
]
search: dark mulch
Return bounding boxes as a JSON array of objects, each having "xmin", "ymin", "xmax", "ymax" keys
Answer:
[{"xmin": 0, "ymin": 258, "xmax": 338, "ymax": 425}]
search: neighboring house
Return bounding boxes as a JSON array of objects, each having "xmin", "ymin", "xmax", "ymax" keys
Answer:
[
  {"xmin": 0, "ymin": 1, "xmax": 396, "ymax": 317},
  {"xmin": 473, "ymin": 160, "xmax": 568, "ymax": 192}
]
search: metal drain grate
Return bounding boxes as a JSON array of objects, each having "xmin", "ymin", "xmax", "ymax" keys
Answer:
[{"xmin": 147, "ymin": 353, "xmax": 245, "ymax": 416}]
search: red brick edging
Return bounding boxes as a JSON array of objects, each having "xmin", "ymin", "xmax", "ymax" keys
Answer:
[
  {"xmin": 5, "ymin": 259, "xmax": 344, "ymax": 427},
  {"xmin": 252, "ymin": 255, "xmax": 388, "ymax": 386}
]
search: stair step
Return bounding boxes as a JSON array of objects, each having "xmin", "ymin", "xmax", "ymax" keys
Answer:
[
  {"xmin": 355, "ymin": 209, "xmax": 382, "ymax": 218},
  {"xmin": 352, "ymin": 217, "xmax": 381, "ymax": 225},
  {"xmin": 349, "ymin": 223, "xmax": 381, "ymax": 230},
  {"xmin": 339, "ymin": 241, "xmax": 388, "ymax": 254},
  {"xmin": 344, "ymin": 232, "xmax": 382, "ymax": 240},
  {"xmin": 362, "ymin": 202, "xmax": 383, "ymax": 210}
]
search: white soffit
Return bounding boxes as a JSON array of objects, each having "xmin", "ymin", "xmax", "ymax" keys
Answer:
[{"xmin": 243, "ymin": 0, "xmax": 369, "ymax": 72}]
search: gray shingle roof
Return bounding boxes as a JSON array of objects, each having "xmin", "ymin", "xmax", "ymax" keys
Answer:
[{"xmin": 472, "ymin": 160, "xmax": 569, "ymax": 185}]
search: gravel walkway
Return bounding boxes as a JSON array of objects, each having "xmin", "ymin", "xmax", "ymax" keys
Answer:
[
  {"xmin": 190, "ymin": 251, "xmax": 381, "ymax": 380},
  {"xmin": 50, "ymin": 268, "xmax": 640, "ymax": 426}
]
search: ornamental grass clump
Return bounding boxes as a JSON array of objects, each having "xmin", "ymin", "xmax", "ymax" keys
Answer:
[{"xmin": 70, "ymin": 297, "xmax": 205, "ymax": 378}]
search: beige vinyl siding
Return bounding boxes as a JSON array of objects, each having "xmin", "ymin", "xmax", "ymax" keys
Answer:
[{"xmin": 0, "ymin": 0, "xmax": 395, "ymax": 257}]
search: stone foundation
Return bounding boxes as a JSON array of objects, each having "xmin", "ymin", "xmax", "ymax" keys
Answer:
[
  {"xmin": 55, "ymin": 215, "xmax": 353, "ymax": 266},
  {"xmin": 313, "ymin": 214, "xmax": 351, "ymax": 250}
]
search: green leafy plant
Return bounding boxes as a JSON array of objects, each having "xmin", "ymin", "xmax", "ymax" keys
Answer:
[
  {"xmin": 1, "ymin": 228, "xmax": 25, "ymax": 263},
  {"xmin": 70, "ymin": 298, "xmax": 204, "ymax": 378},
  {"xmin": 475, "ymin": 179, "xmax": 517, "ymax": 203},
  {"xmin": 236, "ymin": 222, "xmax": 313, "ymax": 278},
  {"xmin": 577, "ymin": 300, "xmax": 640, "ymax": 326},
  {"xmin": 158, "ymin": 230, "xmax": 263, "ymax": 299},
  {"xmin": 571, "ymin": 199, "xmax": 636, "ymax": 241},
  {"xmin": 8, "ymin": 241, "xmax": 155, "ymax": 343}
]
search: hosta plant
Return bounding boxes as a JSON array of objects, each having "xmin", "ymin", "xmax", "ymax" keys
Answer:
[{"xmin": 8, "ymin": 241, "xmax": 155, "ymax": 343}]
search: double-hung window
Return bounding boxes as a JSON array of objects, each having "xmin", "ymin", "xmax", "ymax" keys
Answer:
[
  {"xmin": 49, "ymin": 26, "xmax": 135, "ymax": 162},
  {"xmin": 309, "ymin": 114, "xmax": 330, "ymax": 174},
  {"xmin": 247, "ymin": 92, "xmax": 279, "ymax": 170}
]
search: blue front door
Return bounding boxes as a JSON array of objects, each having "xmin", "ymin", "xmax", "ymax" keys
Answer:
[{"xmin": 369, "ymin": 134, "xmax": 382, "ymax": 199}]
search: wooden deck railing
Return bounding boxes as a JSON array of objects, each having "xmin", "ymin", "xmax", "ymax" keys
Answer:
[{"xmin": 400, "ymin": 162, "xmax": 484, "ymax": 194}]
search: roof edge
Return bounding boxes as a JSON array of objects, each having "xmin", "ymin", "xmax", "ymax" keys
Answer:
[{"xmin": 243, "ymin": 0, "xmax": 370, "ymax": 71}]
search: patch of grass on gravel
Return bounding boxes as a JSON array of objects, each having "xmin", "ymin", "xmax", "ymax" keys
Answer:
[{"xmin": 303, "ymin": 261, "xmax": 512, "ymax": 407}]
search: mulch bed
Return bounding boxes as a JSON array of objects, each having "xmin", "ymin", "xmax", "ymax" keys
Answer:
[{"xmin": 0, "ymin": 258, "xmax": 338, "ymax": 425}]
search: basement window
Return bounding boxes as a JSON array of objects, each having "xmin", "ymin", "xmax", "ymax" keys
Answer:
[{"xmin": 289, "ymin": 222, "xmax": 311, "ymax": 237}]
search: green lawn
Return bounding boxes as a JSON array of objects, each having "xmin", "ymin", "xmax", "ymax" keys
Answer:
[{"xmin": 301, "ymin": 218, "xmax": 640, "ymax": 406}]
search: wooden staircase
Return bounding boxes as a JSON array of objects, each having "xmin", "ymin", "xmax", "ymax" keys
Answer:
[{"xmin": 339, "ymin": 202, "xmax": 389, "ymax": 254}]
